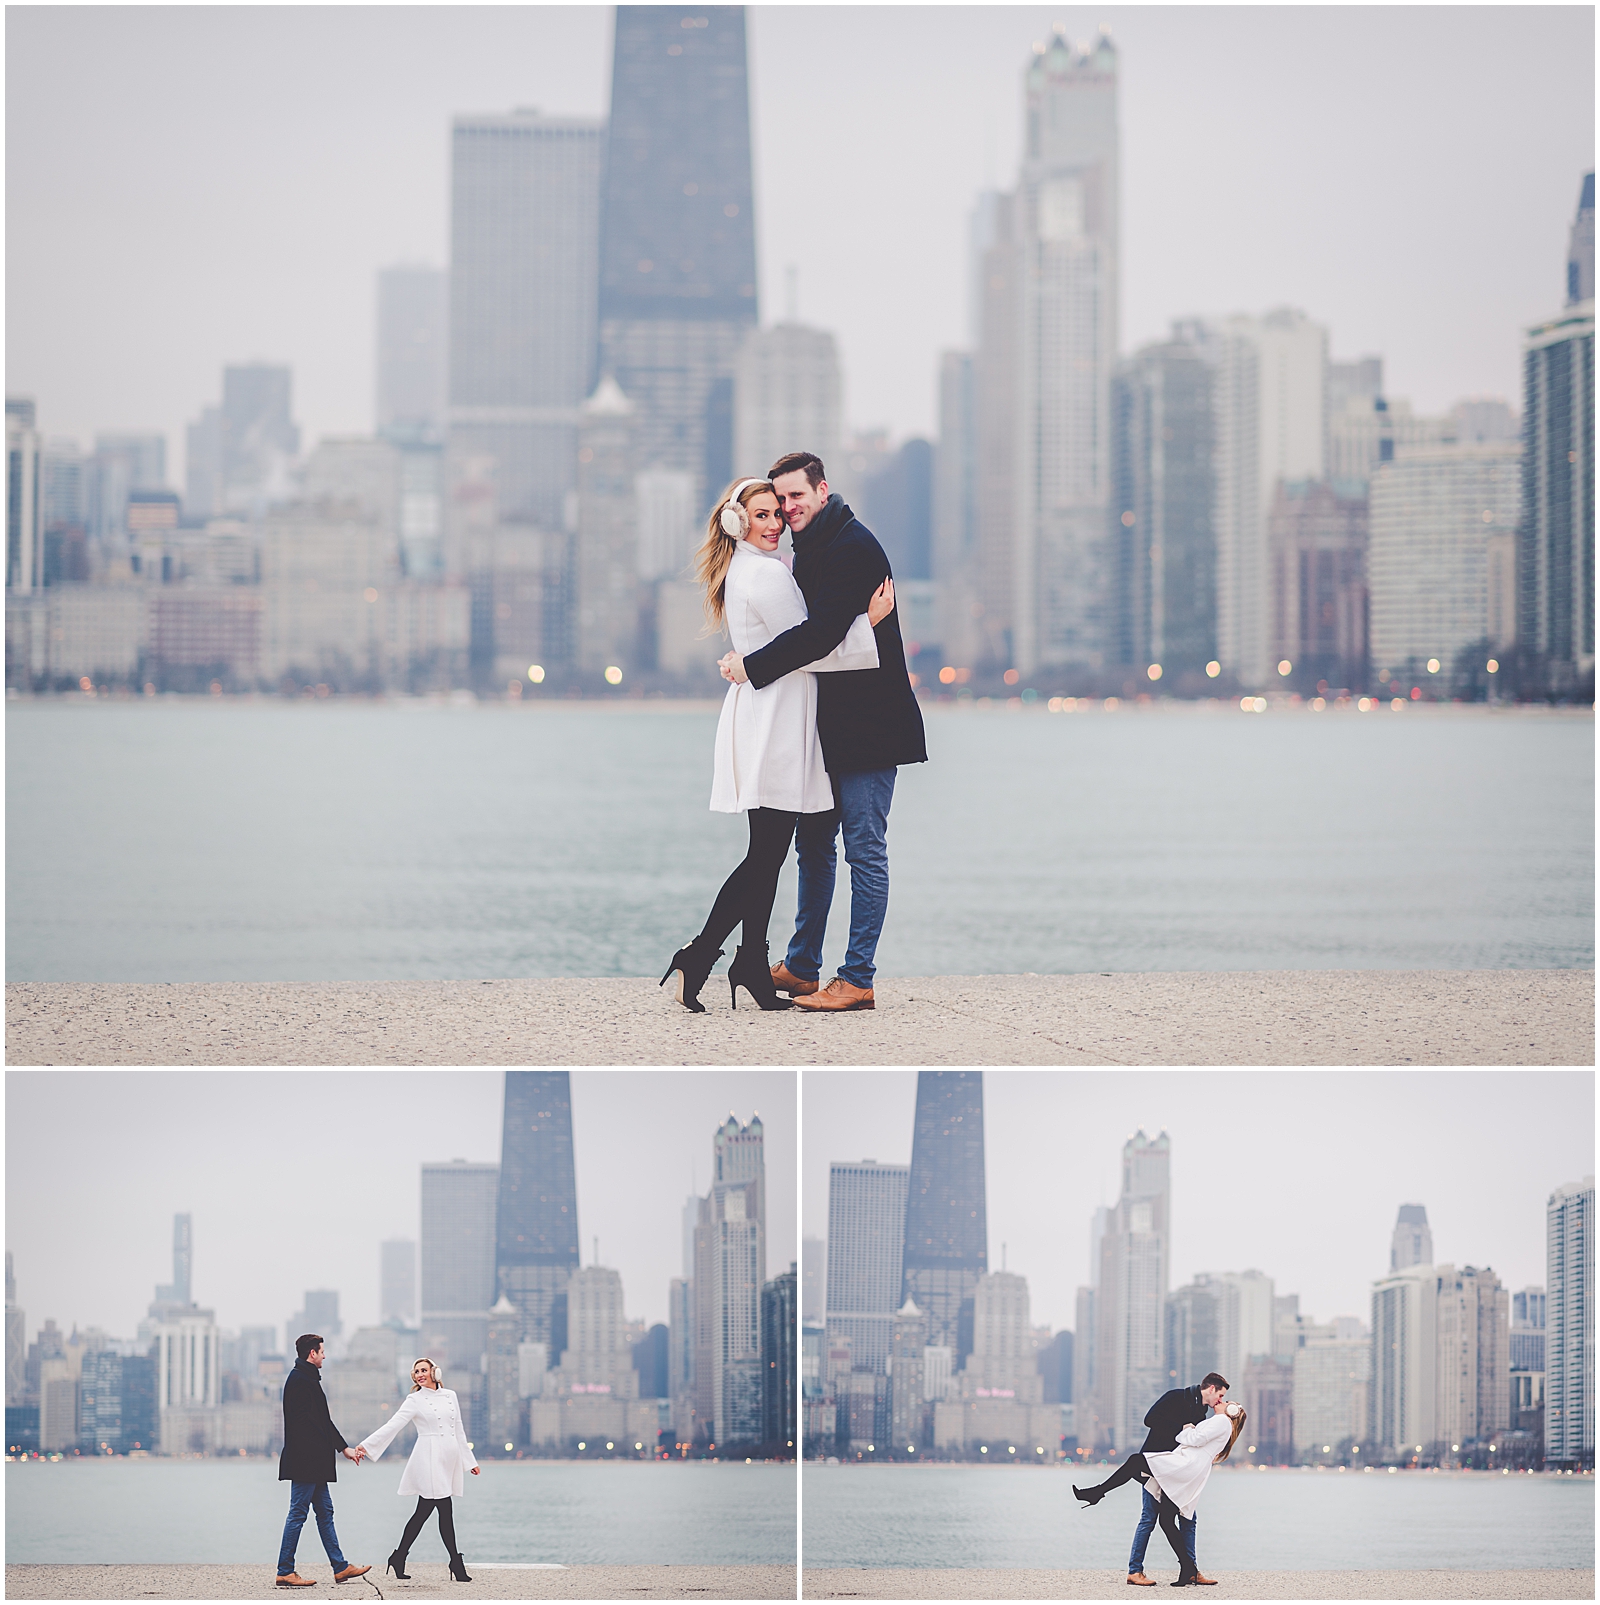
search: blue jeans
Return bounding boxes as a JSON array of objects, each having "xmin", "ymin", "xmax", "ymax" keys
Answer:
[
  {"xmin": 1129, "ymin": 1485, "xmax": 1196, "ymax": 1574},
  {"xmin": 786, "ymin": 767, "xmax": 896, "ymax": 989},
  {"xmin": 278, "ymin": 1481, "xmax": 347, "ymax": 1576}
]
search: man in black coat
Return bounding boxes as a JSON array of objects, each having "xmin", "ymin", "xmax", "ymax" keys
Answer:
[
  {"xmin": 1124, "ymin": 1371, "xmax": 1228, "ymax": 1587},
  {"xmin": 274, "ymin": 1334, "xmax": 370, "ymax": 1588},
  {"xmin": 721, "ymin": 450, "xmax": 927, "ymax": 1014}
]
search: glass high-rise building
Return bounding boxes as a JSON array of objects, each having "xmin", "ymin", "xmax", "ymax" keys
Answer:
[
  {"xmin": 449, "ymin": 112, "xmax": 604, "ymax": 531},
  {"xmin": 901, "ymin": 1072, "xmax": 987, "ymax": 1364},
  {"xmin": 494, "ymin": 1072, "xmax": 580, "ymax": 1353},
  {"xmin": 825, "ymin": 1160, "xmax": 909, "ymax": 1377},
  {"xmin": 1390, "ymin": 1203, "xmax": 1434, "ymax": 1272},
  {"xmin": 599, "ymin": 5, "xmax": 758, "ymax": 514},
  {"xmin": 421, "ymin": 1158, "xmax": 500, "ymax": 1370},
  {"xmin": 1546, "ymin": 1176, "xmax": 1594, "ymax": 1469}
]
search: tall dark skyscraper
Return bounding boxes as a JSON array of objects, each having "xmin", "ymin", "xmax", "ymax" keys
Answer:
[
  {"xmin": 599, "ymin": 5, "xmax": 758, "ymax": 513},
  {"xmin": 495, "ymin": 1072, "xmax": 580, "ymax": 1350},
  {"xmin": 900, "ymin": 1072, "xmax": 987, "ymax": 1363}
]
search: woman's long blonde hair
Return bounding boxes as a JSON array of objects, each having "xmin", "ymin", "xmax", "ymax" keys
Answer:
[
  {"xmin": 1214, "ymin": 1403, "xmax": 1246, "ymax": 1464},
  {"xmin": 695, "ymin": 478, "xmax": 775, "ymax": 633},
  {"xmin": 408, "ymin": 1357, "xmax": 443, "ymax": 1393}
]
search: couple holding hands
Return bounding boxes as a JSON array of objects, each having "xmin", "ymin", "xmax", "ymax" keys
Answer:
[{"xmin": 273, "ymin": 1334, "xmax": 478, "ymax": 1589}]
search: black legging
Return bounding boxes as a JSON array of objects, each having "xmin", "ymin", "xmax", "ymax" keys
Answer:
[
  {"xmin": 698, "ymin": 807, "xmax": 799, "ymax": 950},
  {"xmin": 1091, "ymin": 1453, "xmax": 1194, "ymax": 1580},
  {"xmin": 396, "ymin": 1495, "xmax": 458, "ymax": 1559}
]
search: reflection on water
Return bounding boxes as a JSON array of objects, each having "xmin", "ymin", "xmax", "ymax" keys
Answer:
[
  {"xmin": 5, "ymin": 700, "xmax": 1593, "ymax": 982},
  {"xmin": 801, "ymin": 1463, "xmax": 1593, "ymax": 1571},
  {"xmin": 5, "ymin": 1458, "xmax": 795, "ymax": 1564}
]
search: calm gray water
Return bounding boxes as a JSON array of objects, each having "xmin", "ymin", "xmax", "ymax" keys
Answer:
[
  {"xmin": 5, "ymin": 699, "xmax": 1593, "ymax": 982},
  {"xmin": 4, "ymin": 1458, "xmax": 794, "ymax": 1564},
  {"xmin": 802, "ymin": 1464, "xmax": 1593, "ymax": 1571}
]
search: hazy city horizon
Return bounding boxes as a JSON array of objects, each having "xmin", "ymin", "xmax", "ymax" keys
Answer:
[
  {"xmin": 802, "ymin": 1070, "xmax": 1593, "ymax": 1333},
  {"xmin": 5, "ymin": 1070, "xmax": 797, "ymax": 1341},
  {"xmin": 7, "ymin": 6, "xmax": 1592, "ymax": 474}
]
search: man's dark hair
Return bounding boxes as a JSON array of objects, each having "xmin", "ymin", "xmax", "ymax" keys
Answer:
[
  {"xmin": 768, "ymin": 450, "xmax": 826, "ymax": 489},
  {"xmin": 1201, "ymin": 1371, "xmax": 1229, "ymax": 1392},
  {"xmin": 296, "ymin": 1333, "xmax": 325, "ymax": 1362}
]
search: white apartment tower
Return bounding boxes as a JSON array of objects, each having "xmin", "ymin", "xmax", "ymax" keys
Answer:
[
  {"xmin": 1012, "ymin": 28, "xmax": 1119, "ymax": 674},
  {"xmin": 692, "ymin": 1114, "xmax": 766, "ymax": 1447},
  {"xmin": 1370, "ymin": 1264, "xmax": 1438, "ymax": 1457},
  {"xmin": 1434, "ymin": 1265, "xmax": 1510, "ymax": 1453},
  {"xmin": 1368, "ymin": 440, "xmax": 1522, "ymax": 679},
  {"xmin": 1209, "ymin": 309, "xmax": 1327, "ymax": 687},
  {"xmin": 1094, "ymin": 1131, "xmax": 1170, "ymax": 1451},
  {"xmin": 1546, "ymin": 1176, "xmax": 1595, "ymax": 1468}
]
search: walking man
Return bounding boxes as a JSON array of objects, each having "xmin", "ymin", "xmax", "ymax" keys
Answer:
[
  {"xmin": 720, "ymin": 451, "xmax": 926, "ymax": 1011},
  {"xmin": 1125, "ymin": 1372, "xmax": 1227, "ymax": 1587},
  {"xmin": 275, "ymin": 1334, "xmax": 370, "ymax": 1588}
]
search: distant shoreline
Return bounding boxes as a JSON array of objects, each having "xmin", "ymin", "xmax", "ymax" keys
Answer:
[{"xmin": 7, "ymin": 688, "xmax": 1594, "ymax": 715}]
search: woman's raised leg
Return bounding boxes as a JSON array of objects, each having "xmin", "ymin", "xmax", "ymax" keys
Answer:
[{"xmin": 1074, "ymin": 1451, "xmax": 1149, "ymax": 1505}]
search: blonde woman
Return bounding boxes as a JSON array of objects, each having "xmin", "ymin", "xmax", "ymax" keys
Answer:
[
  {"xmin": 357, "ymin": 1358, "xmax": 480, "ymax": 1584},
  {"xmin": 1073, "ymin": 1398, "xmax": 1247, "ymax": 1587},
  {"xmin": 660, "ymin": 476, "xmax": 892, "ymax": 1012}
]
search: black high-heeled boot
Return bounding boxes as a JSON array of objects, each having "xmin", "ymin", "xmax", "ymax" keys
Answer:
[
  {"xmin": 727, "ymin": 943, "xmax": 794, "ymax": 1011},
  {"xmin": 385, "ymin": 1549, "xmax": 411, "ymax": 1580},
  {"xmin": 1072, "ymin": 1483, "xmax": 1104, "ymax": 1506},
  {"xmin": 449, "ymin": 1553, "xmax": 472, "ymax": 1582},
  {"xmin": 659, "ymin": 935, "xmax": 723, "ymax": 1013}
]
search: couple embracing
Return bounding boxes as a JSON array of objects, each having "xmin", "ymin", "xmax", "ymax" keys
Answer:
[{"xmin": 661, "ymin": 450, "xmax": 926, "ymax": 1015}]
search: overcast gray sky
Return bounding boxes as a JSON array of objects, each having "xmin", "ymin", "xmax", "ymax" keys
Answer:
[
  {"xmin": 6, "ymin": 6, "xmax": 1593, "ymax": 482},
  {"xmin": 6, "ymin": 1070, "xmax": 795, "ymax": 1342},
  {"xmin": 803, "ymin": 1070, "xmax": 1594, "ymax": 1333}
]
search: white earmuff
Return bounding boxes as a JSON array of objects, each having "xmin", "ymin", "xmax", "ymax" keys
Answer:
[{"xmin": 720, "ymin": 502, "xmax": 747, "ymax": 538}]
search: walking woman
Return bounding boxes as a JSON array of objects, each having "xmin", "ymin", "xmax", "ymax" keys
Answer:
[
  {"xmin": 661, "ymin": 476, "xmax": 892, "ymax": 1012},
  {"xmin": 1072, "ymin": 1399, "xmax": 1246, "ymax": 1586},
  {"xmin": 357, "ymin": 1358, "xmax": 479, "ymax": 1583}
]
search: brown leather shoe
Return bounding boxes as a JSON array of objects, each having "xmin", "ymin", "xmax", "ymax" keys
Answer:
[
  {"xmin": 333, "ymin": 1565, "xmax": 370, "ymax": 1584},
  {"xmin": 1191, "ymin": 1576, "xmax": 1217, "ymax": 1587},
  {"xmin": 770, "ymin": 962, "xmax": 819, "ymax": 997},
  {"xmin": 792, "ymin": 976, "xmax": 875, "ymax": 1012},
  {"xmin": 1126, "ymin": 1576, "xmax": 1157, "ymax": 1588},
  {"xmin": 275, "ymin": 1575, "xmax": 317, "ymax": 1588}
]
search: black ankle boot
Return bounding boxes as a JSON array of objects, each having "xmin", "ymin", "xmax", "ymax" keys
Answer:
[
  {"xmin": 727, "ymin": 943, "xmax": 793, "ymax": 1011},
  {"xmin": 386, "ymin": 1549, "xmax": 410, "ymax": 1580},
  {"xmin": 449, "ymin": 1553, "xmax": 472, "ymax": 1582},
  {"xmin": 1072, "ymin": 1483, "xmax": 1103, "ymax": 1506},
  {"xmin": 659, "ymin": 935, "xmax": 723, "ymax": 1013}
]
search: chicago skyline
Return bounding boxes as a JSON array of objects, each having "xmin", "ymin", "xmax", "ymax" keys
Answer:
[
  {"xmin": 5, "ymin": 1071, "xmax": 795, "ymax": 1343},
  {"xmin": 802, "ymin": 1071, "xmax": 1589, "ymax": 1334}
]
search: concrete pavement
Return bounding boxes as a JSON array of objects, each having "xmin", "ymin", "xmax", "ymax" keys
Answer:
[
  {"xmin": 801, "ymin": 1568, "xmax": 1594, "ymax": 1600},
  {"xmin": 4, "ymin": 1563, "xmax": 794, "ymax": 1600},
  {"xmin": 5, "ymin": 971, "xmax": 1592, "ymax": 1065}
]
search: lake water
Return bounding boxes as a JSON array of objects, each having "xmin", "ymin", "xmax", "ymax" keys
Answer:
[
  {"xmin": 4, "ymin": 1457, "xmax": 794, "ymax": 1564},
  {"xmin": 5, "ymin": 699, "xmax": 1593, "ymax": 982},
  {"xmin": 801, "ymin": 1464, "xmax": 1594, "ymax": 1572}
]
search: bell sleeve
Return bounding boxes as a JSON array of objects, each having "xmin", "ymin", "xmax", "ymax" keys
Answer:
[
  {"xmin": 802, "ymin": 611, "xmax": 880, "ymax": 673},
  {"xmin": 357, "ymin": 1391, "xmax": 418, "ymax": 1461},
  {"xmin": 451, "ymin": 1391, "xmax": 478, "ymax": 1473}
]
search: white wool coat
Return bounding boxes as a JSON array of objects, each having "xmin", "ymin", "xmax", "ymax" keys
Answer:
[
  {"xmin": 357, "ymin": 1386, "xmax": 478, "ymax": 1500},
  {"xmin": 1145, "ymin": 1410, "xmax": 1233, "ymax": 1520},
  {"xmin": 710, "ymin": 541, "xmax": 879, "ymax": 814}
]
